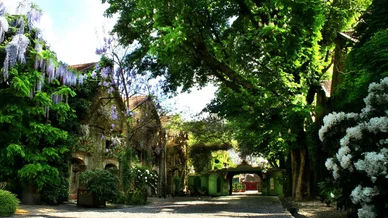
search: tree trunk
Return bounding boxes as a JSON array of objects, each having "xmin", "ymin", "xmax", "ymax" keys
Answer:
[
  {"xmin": 285, "ymin": 152, "xmax": 293, "ymax": 197},
  {"xmin": 291, "ymin": 146, "xmax": 311, "ymax": 201},
  {"xmin": 291, "ymin": 149, "xmax": 299, "ymax": 199}
]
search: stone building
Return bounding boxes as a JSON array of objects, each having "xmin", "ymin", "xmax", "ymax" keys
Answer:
[
  {"xmin": 69, "ymin": 63, "xmax": 165, "ymax": 199},
  {"xmin": 69, "ymin": 63, "xmax": 128, "ymax": 199}
]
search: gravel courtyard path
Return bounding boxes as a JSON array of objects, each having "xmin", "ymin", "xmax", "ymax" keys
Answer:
[{"xmin": 15, "ymin": 192, "xmax": 292, "ymax": 218}]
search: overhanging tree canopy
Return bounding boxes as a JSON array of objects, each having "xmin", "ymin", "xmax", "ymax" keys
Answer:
[{"xmin": 104, "ymin": 0, "xmax": 371, "ymax": 200}]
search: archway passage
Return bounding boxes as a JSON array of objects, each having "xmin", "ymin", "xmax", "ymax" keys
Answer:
[
  {"xmin": 104, "ymin": 163, "xmax": 119, "ymax": 175},
  {"xmin": 69, "ymin": 158, "xmax": 87, "ymax": 200},
  {"xmin": 225, "ymin": 164, "xmax": 264, "ymax": 195}
]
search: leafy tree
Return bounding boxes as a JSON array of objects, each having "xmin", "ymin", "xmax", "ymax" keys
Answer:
[
  {"xmin": 104, "ymin": 0, "xmax": 370, "ymax": 200},
  {"xmin": 334, "ymin": 0, "xmax": 388, "ymax": 113},
  {"xmin": 0, "ymin": 2, "xmax": 83, "ymax": 204},
  {"xmin": 183, "ymin": 116, "xmax": 233, "ymax": 172}
]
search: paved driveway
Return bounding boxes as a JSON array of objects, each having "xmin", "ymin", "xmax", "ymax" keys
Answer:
[{"xmin": 15, "ymin": 192, "xmax": 292, "ymax": 218}]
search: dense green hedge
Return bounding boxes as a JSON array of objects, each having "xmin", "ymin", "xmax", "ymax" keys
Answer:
[
  {"xmin": 0, "ymin": 190, "xmax": 19, "ymax": 217},
  {"xmin": 79, "ymin": 169, "xmax": 119, "ymax": 202}
]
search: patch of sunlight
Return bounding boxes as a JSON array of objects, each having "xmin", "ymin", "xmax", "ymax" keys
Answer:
[
  {"xmin": 38, "ymin": 208, "xmax": 57, "ymax": 213},
  {"xmin": 15, "ymin": 209, "xmax": 29, "ymax": 215},
  {"xmin": 219, "ymin": 211, "xmax": 290, "ymax": 216},
  {"xmin": 161, "ymin": 208, "xmax": 175, "ymax": 212},
  {"xmin": 298, "ymin": 211, "xmax": 315, "ymax": 216},
  {"xmin": 219, "ymin": 196, "xmax": 243, "ymax": 200}
]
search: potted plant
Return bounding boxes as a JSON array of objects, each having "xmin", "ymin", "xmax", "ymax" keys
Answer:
[{"xmin": 78, "ymin": 169, "xmax": 119, "ymax": 207}]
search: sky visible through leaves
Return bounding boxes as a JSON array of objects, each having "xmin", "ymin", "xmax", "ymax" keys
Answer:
[{"xmin": 3, "ymin": 0, "xmax": 216, "ymax": 120}]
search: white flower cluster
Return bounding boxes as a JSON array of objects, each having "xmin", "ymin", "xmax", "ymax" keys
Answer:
[
  {"xmin": 321, "ymin": 77, "xmax": 388, "ymax": 217},
  {"xmin": 350, "ymin": 185, "xmax": 378, "ymax": 204},
  {"xmin": 325, "ymin": 158, "xmax": 340, "ymax": 179},
  {"xmin": 111, "ymin": 136, "xmax": 122, "ymax": 146},
  {"xmin": 362, "ymin": 77, "xmax": 388, "ymax": 116},
  {"xmin": 350, "ymin": 185, "xmax": 379, "ymax": 218},
  {"xmin": 334, "ymin": 146, "xmax": 353, "ymax": 171},
  {"xmin": 319, "ymin": 112, "xmax": 358, "ymax": 141},
  {"xmin": 378, "ymin": 138, "xmax": 388, "ymax": 146},
  {"xmin": 322, "ymin": 79, "xmax": 388, "ymax": 177},
  {"xmin": 354, "ymin": 148, "xmax": 388, "ymax": 181},
  {"xmin": 98, "ymin": 105, "xmax": 111, "ymax": 119},
  {"xmin": 132, "ymin": 167, "xmax": 158, "ymax": 190},
  {"xmin": 340, "ymin": 125, "xmax": 363, "ymax": 147},
  {"xmin": 357, "ymin": 204, "xmax": 376, "ymax": 218},
  {"xmin": 366, "ymin": 117, "xmax": 388, "ymax": 134}
]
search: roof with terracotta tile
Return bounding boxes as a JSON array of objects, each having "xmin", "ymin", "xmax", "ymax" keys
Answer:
[
  {"xmin": 125, "ymin": 96, "xmax": 149, "ymax": 110},
  {"xmin": 321, "ymin": 80, "xmax": 332, "ymax": 97},
  {"xmin": 69, "ymin": 62, "xmax": 97, "ymax": 72}
]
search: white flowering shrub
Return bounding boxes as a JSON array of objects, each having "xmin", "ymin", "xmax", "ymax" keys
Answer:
[
  {"xmin": 319, "ymin": 77, "xmax": 388, "ymax": 218},
  {"xmin": 129, "ymin": 166, "xmax": 157, "ymax": 190}
]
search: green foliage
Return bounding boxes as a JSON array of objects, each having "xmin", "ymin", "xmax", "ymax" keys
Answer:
[
  {"xmin": 334, "ymin": 0, "xmax": 388, "ymax": 114},
  {"xmin": 317, "ymin": 178, "xmax": 339, "ymax": 206},
  {"xmin": 18, "ymin": 163, "xmax": 60, "ymax": 191},
  {"xmin": 79, "ymin": 169, "xmax": 119, "ymax": 202},
  {"xmin": 184, "ymin": 116, "xmax": 232, "ymax": 145},
  {"xmin": 120, "ymin": 147, "xmax": 136, "ymax": 192},
  {"xmin": 0, "ymin": 12, "xmax": 91, "ymax": 204},
  {"xmin": 40, "ymin": 177, "xmax": 69, "ymax": 205},
  {"xmin": 120, "ymin": 150, "xmax": 157, "ymax": 205},
  {"xmin": 128, "ymin": 166, "xmax": 158, "ymax": 191},
  {"xmin": 336, "ymin": 29, "xmax": 388, "ymax": 112},
  {"xmin": 212, "ymin": 150, "xmax": 233, "ymax": 170},
  {"xmin": 126, "ymin": 189, "xmax": 147, "ymax": 205},
  {"xmin": 353, "ymin": 0, "xmax": 388, "ymax": 45},
  {"xmin": 189, "ymin": 143, "xmax": 231, "ymax": 173},
  {"xmin": 232, "ymin": 182, "xmax": 246, "ymax": 192},
  {"xmin": 321, "ymin": 0, "xmax": 371, "ymax": 47},
  {"xmin": 104, "ymin": 0, "xmax": 371, "ymax": 199},
  {"xmin": 182, "ymin": 116, "xmax": 234, "ymax": 172},
  {"xmin": 0, "ymin": 190, "xmax": 19, "ymax": 217}
]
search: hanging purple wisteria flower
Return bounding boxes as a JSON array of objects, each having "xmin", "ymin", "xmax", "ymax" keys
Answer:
[
  {"xmin": 16, "ymin": 0, "xmax": 30, "ymax": 15},
  {"xmin": 56, "ymin": 64, "xmax": 66, "ymax": 78},
  {"xmin": 34, "ymin": 42, "xmax": 43, "ymax": 69},
  {"xmin": 100, "ymin": 67, "xmax": 111, "ymax": 79},
  {"xmin": 111, "ymin": 105, "xmax": 118, "ymax": 120},
  {"xmin": 95, "ymin": 47, "xmax": 107, "ymax": 55},
  {"xmin": 0, "ymin": 2, "xmax": 8, "ymax": 44},
  {"xmin": 108, "ymin": 86, "xmax": 114, "ymax": 94},
  {"xmin": 103, "ymin": 81, "xmax": 110, "ymax": 87},
  {"xmin": 26, "ymin": 6, "xmax": 42, "ymax": 32},
  {"xmin": 0, "ymin": 2, "xmax": 5, "ymax": 16},
  {"xmin": 46, "ymin": 59, "xmax": 56, "ymax": 82},
  {"xmin": 16, "ymin": 17, "xmax": 25, "ymax": 34},
  {"xmin": 91, "ymin": 70, "xmax": 97, "ymax": 79},
  {"xmin": 95, "ymin": 36, "xmax": 113, "ymax": 55},
  {"xmin": 77, "ymin": 74, "xmax": 85, "ymax": 85},
  {"xmin": 3, "ymin": 34, "xmax": 30, "ymax": 81},
  {"xmin": 36, "ymin": 73, "xmax": 44, "ymax": 91},
  {"xmin": 125, "ymin": 109, "xmax": 131, "ymax": 117}
]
